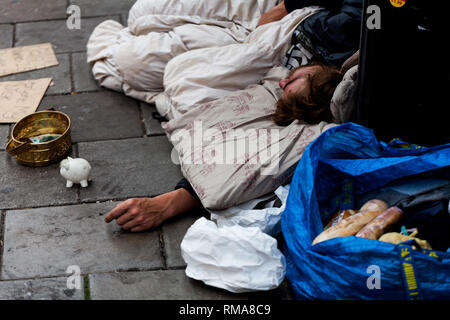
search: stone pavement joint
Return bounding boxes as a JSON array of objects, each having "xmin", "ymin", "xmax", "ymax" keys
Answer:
[
  {"xmin": 0, "ymin": 210, "xmax": 5, "ymax": 282},
  {"xmin": 0, "ymin": 126, "xmax": 10, "ymax": 151}
]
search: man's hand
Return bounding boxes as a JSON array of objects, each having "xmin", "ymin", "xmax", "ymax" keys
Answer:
[
  {"xmin": 105, "ymin": 196, "xmax": 173, "ymax": 232},
  {"xmin": 104, "ymin": 188, "xmax": 201, "ymax": 232},
  {"xmin": 257, "ymin": 1, "xmax": 288, "ymax": 27}
]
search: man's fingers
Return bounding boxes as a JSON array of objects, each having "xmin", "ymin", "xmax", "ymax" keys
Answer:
[
  {"xmin": 105, "ymin": 200, "xmax": 133, "ymax": 222},
  {"xmin": 117, "ymin": 208, "xmax": 141, "ymax": 226},
  {"xmin": 130, "ymin": 225, "xmax": 148, "ymax": 233},
  {"xmin": 122, "ymin": 218, "xmax": 142, "ymax": 231}
]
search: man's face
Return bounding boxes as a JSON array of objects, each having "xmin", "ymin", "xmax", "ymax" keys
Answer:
[{"xmin": 279, "ymin": 65, "xmax": 322, "ymax": 97}]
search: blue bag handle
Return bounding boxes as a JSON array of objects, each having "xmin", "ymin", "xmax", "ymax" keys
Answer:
[{"xmin": 396, "ymin": 240, "xmax": 441, "ymax": 300}]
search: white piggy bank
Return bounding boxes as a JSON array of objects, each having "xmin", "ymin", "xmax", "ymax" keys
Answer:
[{"xmin": 60, "ymin": 157, "xmax": 92, "ymax": 188}]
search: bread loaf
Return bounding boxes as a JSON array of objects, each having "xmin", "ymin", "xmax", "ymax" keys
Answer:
[
  {"xmin": 379, "ymin": 232, "xmax": 432, "ymax": 250},
  {"xmin": 324, "ymin": 210, "xmax": 357, "ymax": 230},
  {"xmin": 355, "ymin": 207, "xmax": 403, "ymax": 239},
  {"xmin": 312, "ymin": 199, "xmax": 388, "ymax": 245}
]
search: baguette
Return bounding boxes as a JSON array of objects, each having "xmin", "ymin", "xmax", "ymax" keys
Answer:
[
  {"xmin": 359, "ymin": 199, "xmax": 389, "ymax": 212},
  {"xmin": 355, "ymin": 207, "xmax": 403, "ymax": 239},
  {"xmin": 324, "ymin": 210, "xmax": 357, "ymax": 230},
  {"xmin": 312, "ymin": 199, "xmax": 388, "ymax": 245}
]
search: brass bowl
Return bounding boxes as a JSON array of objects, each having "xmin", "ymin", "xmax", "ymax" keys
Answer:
[{"xmin": 5, "ymin": 110, "xmax": 72, "ymax": 167}]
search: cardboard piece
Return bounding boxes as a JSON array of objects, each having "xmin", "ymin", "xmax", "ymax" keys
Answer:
[
  {"xmin": 0, "ymin": 43, "xmax": 58, "ymax": 77},
  {"xmin": 0, "ymin": 78, "xmax": 52, "ymax": 123}
]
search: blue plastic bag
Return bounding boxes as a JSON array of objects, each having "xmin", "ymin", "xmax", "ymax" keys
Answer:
[{"xmin": 281, "ymin": 123, "xmax": 450, "ymax": 300}]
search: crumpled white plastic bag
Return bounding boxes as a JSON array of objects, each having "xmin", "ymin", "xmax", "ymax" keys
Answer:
[
  {"xmin": 181, "ymin": 217, "xmax": 286, "ymax": 293},
  {"xmin": 180, "ymin": 185, "xmax": 290, "ymax": 293},
  {"xmin": 210, "ymin": 185, "xmax": 290, "ymax": 237}
]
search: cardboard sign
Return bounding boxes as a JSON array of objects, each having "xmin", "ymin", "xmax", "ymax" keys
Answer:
[
  {"xmin": 0, "ymin": 43, "xmax": 58, "ymax": 77},
  {"xmin": 0, "ymin": 78, "xmax": 52, "ymax": 123}
]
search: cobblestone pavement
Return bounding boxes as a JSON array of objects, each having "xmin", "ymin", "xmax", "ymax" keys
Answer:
[{"xmin": 0, "ymin": 0, "xmax": 293, "ymax": 300}]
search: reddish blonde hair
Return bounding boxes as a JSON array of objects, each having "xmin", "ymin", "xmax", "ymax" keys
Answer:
[{"xmin": 273, "ymin": 62, "xmax": 342, "ymax": 126}]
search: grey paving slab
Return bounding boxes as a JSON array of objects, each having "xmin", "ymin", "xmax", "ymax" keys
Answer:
[
  {"xmin": 0, "ymin": 0, "xmax": 67, "ymax": 24},
  {"xmin": 15, "ymin": 16, "xmax": 120, "ymax": 53},
  {"xmin": 78, "ymin": 137, "xmax": 183, "ymax": 202},
  {"xmin": 0, "ymin": 54, "xmax": 71, "ymax": 95},
  {"xmin": 0, "ymin": 24, "xmax": 14, "ymax": 49},
  {"xmin": 72, "ymin": 52, "xmax": 102, "ymax": 92},
  {"xmin": 0, "ymin": 277, "xmax": 84, "ymax": 300},
  {"xmin": 89, "ymin": 269, "xmax": 247, "ymax": 300},
  {"xmin": 162, "ymin": 212, "xmax": 203, "ymax": 268},
  {"xmin": 70, "ymin": 0, "xmax": 136, "ymax": 18},
  {"xmin": 39, "ymin": 91, "xmax": 143, "ymax": 143},
  {"xmin": 121, "ymin": 13, "xmax": 129, "ymax": 26},
  {"xmin": 0, "ymin": 150, "xmax": 78, "ymax": 210},
  {"xmin": 140, "ymin": 103, "xmax": 166, "ymax": 136},
  {"xmin": 1, "ymin": 201, "xmax": 164, "ymax": 280},
  {"xmin": 0, "ymin": 125, "xmax": 10, "ymax": 150}
]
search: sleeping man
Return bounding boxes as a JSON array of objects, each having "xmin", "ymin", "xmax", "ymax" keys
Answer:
[
  {"xmin": 103, "ymin": 0, "xmax": 362, "ymax": 231},
  {"xmin": 104, "ymin": 62, "xmax": 345, "ymax": 231}
]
